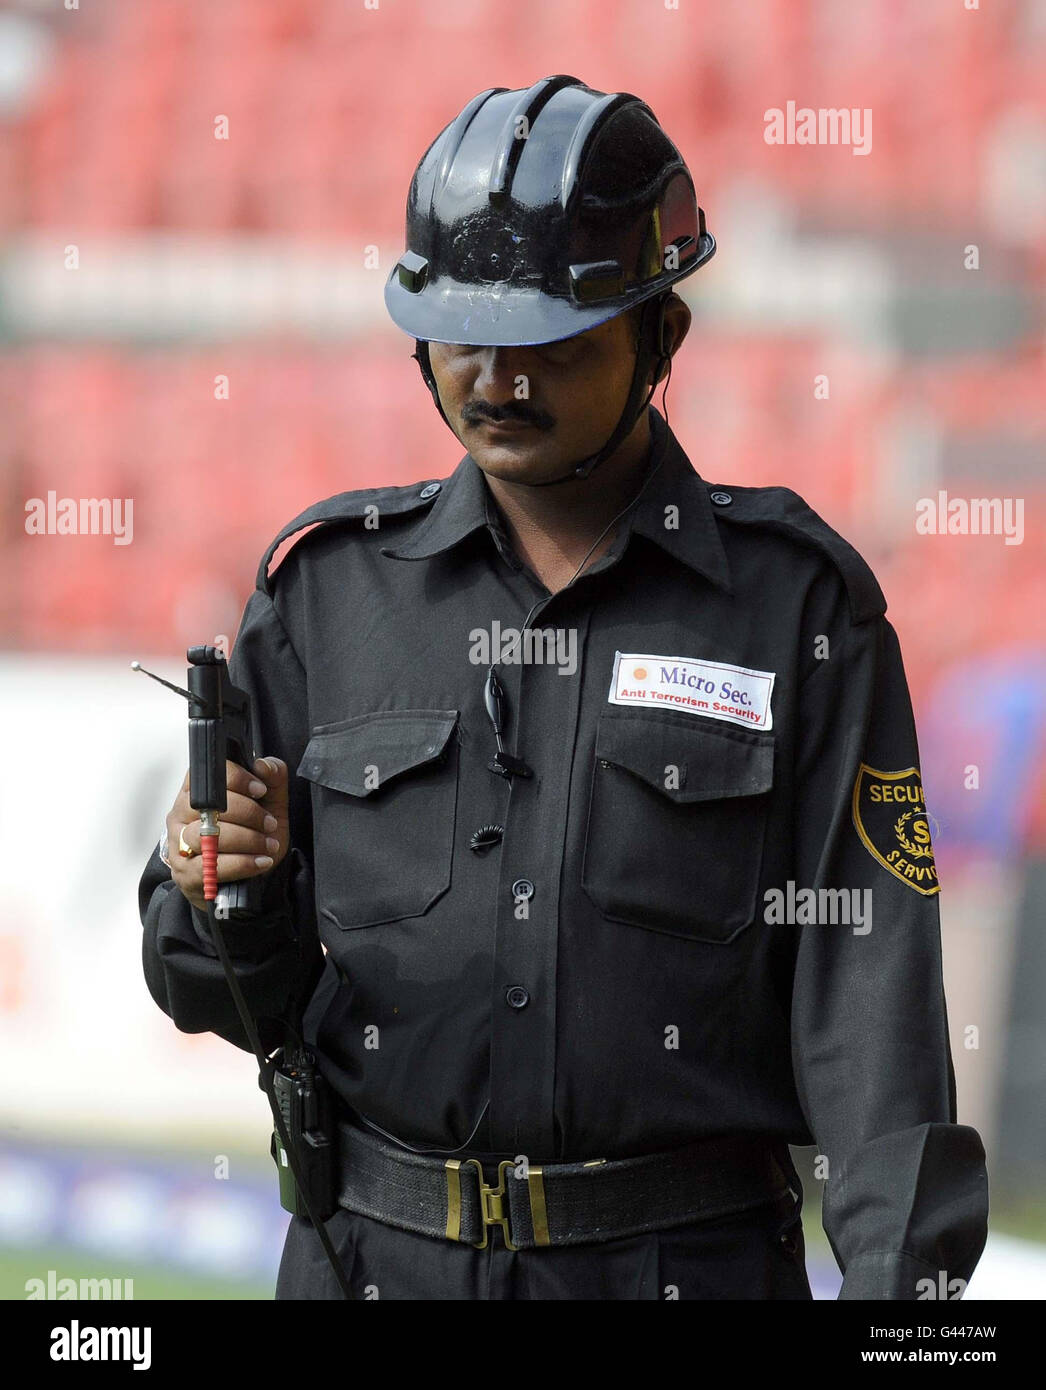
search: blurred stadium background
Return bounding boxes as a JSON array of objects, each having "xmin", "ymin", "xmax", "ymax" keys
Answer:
[{"xmin": 1, "ymin": 0, "xmax": 1043, "ymax": 1299}]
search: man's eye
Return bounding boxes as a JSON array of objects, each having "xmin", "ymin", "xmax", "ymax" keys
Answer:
[
  {"xmin": 436, "ymin": 341, "xmax": 579, "ymax": 367},
  {"xmin": 536, "ymin": 340, "xmax": 578, "ymax": 363}
]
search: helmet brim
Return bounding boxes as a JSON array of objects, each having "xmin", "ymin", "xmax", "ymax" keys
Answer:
[
  {"xmin": 385, "ymin": 274, "xmax": 622, "ymax": 347},
  {"xmin": 384, "ymin": 233, "xmax": 715, "ymax": 347}
]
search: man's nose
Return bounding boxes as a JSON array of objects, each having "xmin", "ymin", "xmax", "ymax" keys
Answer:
[{"xmin": 472, "ymin": 346, "xmax": 530, "ymax": 398}]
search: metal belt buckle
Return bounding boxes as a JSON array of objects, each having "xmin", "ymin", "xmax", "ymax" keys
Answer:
[
  {"xmin": 444, "ymin": 1157, "xmax": 553, "ymax": 1250},
  {"xmin": 444, "ymin": 1158, "xmax": 515, "ymax": 1249}
]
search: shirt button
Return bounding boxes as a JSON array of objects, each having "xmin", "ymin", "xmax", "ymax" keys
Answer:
[
  {"xmin": 419, "ymin": 482, "xmax": 441, "ymax": 499},
  {"xmin": 710, "ymin": 490, "xmax": 733, "ymax": 506},
  {"xmin": 511, "ymin": 878, "xmax": 535, "ymax": 900},
  {"xmin": 505, "ymin": 986, "xmax": 530, "ymax": 1009}
]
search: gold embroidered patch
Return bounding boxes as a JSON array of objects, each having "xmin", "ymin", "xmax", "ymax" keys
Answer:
[{"xmin": 851, "ymin": 764, "xmax": 940, "ymax": 896}]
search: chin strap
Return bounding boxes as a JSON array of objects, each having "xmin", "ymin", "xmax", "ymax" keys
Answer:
[{"xmin": 411, "ymin": 292, "xmax": 672, "ymax": 486}]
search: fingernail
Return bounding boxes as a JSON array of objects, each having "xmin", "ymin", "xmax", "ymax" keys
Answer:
[
  {"xmin": 265, "ymin": 838, "xmax": 279, "ymax": 854},
  {"xmin": 249, "ymin": 780, "xmax": 268, "ymax": 797},
  {"xmin": 263, "ymin": 814, "xmax": 278, "ymax": 832},
  {"xmin": 255, "ymin": 855, "xmax": 274, "ymax": 868},
  {"xmin": 266, "ymin": 758, "xmax": 281, "ymax": 777}
]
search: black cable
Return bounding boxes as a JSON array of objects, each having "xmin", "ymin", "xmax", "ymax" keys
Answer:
[
  {"xmin": 355, "ymin": 1098, "xmax": 493, "ymax": 1156},
  {"xmin": 206, "ymin": 896, "xmax": 354, "ymax": 1300}
]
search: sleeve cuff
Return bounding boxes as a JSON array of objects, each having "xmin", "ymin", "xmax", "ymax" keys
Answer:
[
  {"xmin": 188, "ymin": 854, "xmax": 298, "ymax": 959},
  {"xmin": 821, "ymin": 1122, "xmax": 988, "ymax": 1300},
  {"xmin": 839, "ymin": 1249, "xmax": 967, "ymax": 1300}
]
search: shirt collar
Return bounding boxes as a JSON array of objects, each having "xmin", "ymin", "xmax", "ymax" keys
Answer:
[
  {"xmin": 381, "ymin": 406, "xmax": 732, "ymax": 595},
  {"xmin": 625, "ymin": 407, "xmax": 732, "ymax": 594}
]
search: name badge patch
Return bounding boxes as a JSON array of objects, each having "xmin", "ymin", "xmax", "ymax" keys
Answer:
[{"xmin": 608, "ymin": 651, "xmax": 776, "ymax": 731}]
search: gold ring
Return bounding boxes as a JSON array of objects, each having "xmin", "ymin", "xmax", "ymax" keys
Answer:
[{"xmin": 177, "ymin": 826, "xmax": 195, "ymax": 859}]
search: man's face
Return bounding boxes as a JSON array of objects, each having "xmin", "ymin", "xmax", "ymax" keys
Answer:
[{"xmin": 426, "ymin": 308, "xmax": 644, "ymax": 484}]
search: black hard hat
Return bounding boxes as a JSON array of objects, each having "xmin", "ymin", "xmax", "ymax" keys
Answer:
[{"xmin": 385, "ymin": 74, "xmax": 716, "ymax": 481}]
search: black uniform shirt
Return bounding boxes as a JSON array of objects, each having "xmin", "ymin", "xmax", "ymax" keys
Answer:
[{"xmin": 139, "ymin": 405, "xmax": 988, "ymax": 1298}]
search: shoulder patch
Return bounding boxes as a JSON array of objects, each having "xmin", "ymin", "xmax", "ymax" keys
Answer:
[
  {"xmin": 256, "ymin": 480, "xmax": 443, "ymax": 596},
  {"xmin": 706, "ymin": 484, "xmax": 887, "ymax": 624},
  {"xmin": 852, "ymin": 764, "xmax": 940, "ymax": 895}
]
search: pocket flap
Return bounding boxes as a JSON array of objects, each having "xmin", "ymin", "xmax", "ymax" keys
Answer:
[
  {"xmin": 298, "ymin": 709, "xmax": 459, "ymax": 797},
  {"xmin": 595, "ymin": 714, "xmax": 774, "ymax": 802}
]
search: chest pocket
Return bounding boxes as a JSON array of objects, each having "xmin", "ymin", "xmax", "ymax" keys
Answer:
[
  {"xmin": 581, "ymin": 711, "xmax": 774, "ymax": 943},
  {"xmin": 297, "ymin": 708, "xmax": 459, "ymax": 929}
]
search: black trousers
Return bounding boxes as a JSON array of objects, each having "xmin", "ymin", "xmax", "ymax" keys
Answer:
[{"xmin": 275, "ymin": 1185, "xmax": 812, "ymax": 1300}]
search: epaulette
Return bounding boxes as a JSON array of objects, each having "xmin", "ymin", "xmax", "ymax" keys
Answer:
[
  {"xmin": 707, "ymin": 484, "xmax": 888, "ymax": 624},
  {"xmin": 255, "ymin": 479, "xmax": 443, "ymax": 596}
]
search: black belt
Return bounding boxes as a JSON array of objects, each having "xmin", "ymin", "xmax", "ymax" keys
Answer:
[{"xmin": 335, "ymin": 1119, "xmax": 792, "ymax": 1250}]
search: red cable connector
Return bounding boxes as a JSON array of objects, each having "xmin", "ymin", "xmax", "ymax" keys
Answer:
[{"xmin": 200, "ymin": 827, "xmax": 220, "ymax": 902}]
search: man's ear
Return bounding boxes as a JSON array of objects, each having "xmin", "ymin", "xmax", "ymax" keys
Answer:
[
  {"xmin": 662, "ymin": 292, "xmax": 692, "ymax": 366},
  {"xmin": 651, "ymin": 292, "xmax": 692, "ymax": 386}
]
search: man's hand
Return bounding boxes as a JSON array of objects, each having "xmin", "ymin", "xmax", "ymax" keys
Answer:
[{"xmin": 166, "ymin": 756, "xmax": 289, "ymax": 913}]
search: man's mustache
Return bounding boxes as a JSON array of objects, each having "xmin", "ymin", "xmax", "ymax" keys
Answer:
[{"xmin": 462, "ymin": 401, "xmax": 556, "ymax": 431}]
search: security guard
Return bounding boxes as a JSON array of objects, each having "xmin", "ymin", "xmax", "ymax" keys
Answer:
[{"xmin": 139, "ymin": 76, "xmax": 989, "ymax": 1300}]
